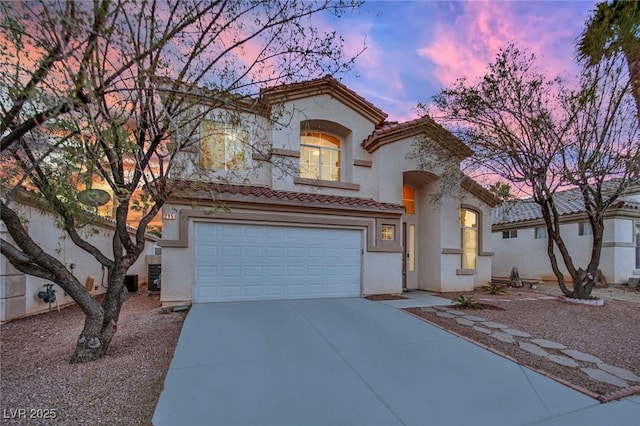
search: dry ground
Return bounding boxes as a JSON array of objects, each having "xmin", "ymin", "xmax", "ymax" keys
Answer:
[
  {"xmin": 406, "ymin": 284, "xmax": 640, "ymax": 400},
  {"xmin": 0, "ymin": 288, "xmax": 185, "ymax": 425}
]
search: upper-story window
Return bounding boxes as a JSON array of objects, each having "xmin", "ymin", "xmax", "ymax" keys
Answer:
[
  {"xmin": 200, "ymin": 120, "xmax": 250, "ymax": 171},
  {"xmin": 461, "ymin": 208, "xmax": 478, "ymax": 269},
  {"xmin": 300, "ymin": 132, "xmax": 340, "ymax": 181},
  {"xmin": 403, "ymin": 186, "xmax": 415, "ymax": 214}
]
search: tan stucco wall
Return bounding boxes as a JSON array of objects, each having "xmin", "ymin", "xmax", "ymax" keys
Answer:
[{"xmin": 1, "ymin": 203, "xmax": 155, "ymax": 322}]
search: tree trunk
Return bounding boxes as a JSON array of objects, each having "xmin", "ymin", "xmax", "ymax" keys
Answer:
[
  {"xmin": 546, "ymin": 232, "xmax": 573, "ymax": 297},
  {"xmin": 538, "ymin": 199, "xmax": 574, "ymax": 297},
  {"xmin": 70, "ymin": 264, "xmax": 129, "ymax": 363},
  {"xmin": 70, "ymin": 308, "xmax": 114, "ymax": 363}
]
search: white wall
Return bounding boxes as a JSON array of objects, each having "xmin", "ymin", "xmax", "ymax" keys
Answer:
[
  {"xmin": 492, "ymin": 217, "xmax": 640, "ymax": 284},
  {"xmin": 1, "ymin": 202, "xmax": 155, "ymax": 321}
]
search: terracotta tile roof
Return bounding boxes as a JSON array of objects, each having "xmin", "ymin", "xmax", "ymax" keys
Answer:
[
  {"xmin": 171, "ymin": 181, "xmax": 405, "ymax": 213},
  {"xmin": 493, "ymin": 181, "xmax": 640, "ymax": 225},
  {"xmin": 261, "ymin": 75, "xmax": 388, "ymax": 125},
  {"xmin": 362, "ymin": 115, "xmax": 473, "ymax": 159}
]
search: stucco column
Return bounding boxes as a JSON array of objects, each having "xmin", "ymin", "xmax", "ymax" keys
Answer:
[{"xmin": 0, "ymin": 222, "xmax": 27, "ymax": 322}]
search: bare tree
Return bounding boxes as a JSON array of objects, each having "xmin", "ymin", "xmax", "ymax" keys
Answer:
[
  {"xmin": 0, "ymin": 0, "xmax": 361, "ymax": 363},
  {"xmin": 423, "ymin": 44, "xmax": 639, "ymax": 299}
]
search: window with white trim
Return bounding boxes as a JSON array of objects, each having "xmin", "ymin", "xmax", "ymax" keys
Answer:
[
  {"xmin": 200, "ymin": 120, "xmax": 250, "ymax": 171},
  {"xmin": 578, "ymin": 221, "xmax": 593, "ymax": 236},
  {"xmin": 381, "ymin": 225, "xmax": 395, "ymax": 241},
  {"xmin": 461, "ymin": 208, "xmax": 478, "ymax": 269},
  {"xmin": 300, "ymin": 132, "xmax": 341, "ymax": 181},
  {"xmin": 502, "ymin": 229, "xmax": 517, "ymax": 239},
  {"xmin": 534, "ymin": 226, "xmax": 547, "ymax": 239}
]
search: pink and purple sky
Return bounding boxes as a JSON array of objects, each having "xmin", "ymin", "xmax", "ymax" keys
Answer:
[{"xmin": 327, "ymin": 0, "xmax": 599, "ymax": 122}]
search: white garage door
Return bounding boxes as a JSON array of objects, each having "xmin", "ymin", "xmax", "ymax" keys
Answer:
[{"xmin": 194, "ymin": 223, "xmax": 361, "ymax": 302}]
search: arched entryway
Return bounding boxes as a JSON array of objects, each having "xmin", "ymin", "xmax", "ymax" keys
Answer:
[{"xmin": 402, "ymin": 170, "xmax": 438, "ymax": 290}]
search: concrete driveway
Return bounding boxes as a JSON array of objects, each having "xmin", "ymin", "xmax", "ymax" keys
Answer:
[{"xmin": 153, "ymin": 298, "xmax": 639, "ymax": 425}]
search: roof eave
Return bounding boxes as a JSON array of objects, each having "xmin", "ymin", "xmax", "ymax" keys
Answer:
[{"xmin": 262, "ymin": 77, "xmax": 388, "ymax": 125}]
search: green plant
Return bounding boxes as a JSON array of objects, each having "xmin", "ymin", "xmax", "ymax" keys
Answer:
[
  {"xmin": 482, "ymin": 282, "xmax": 506, "ymax": 295},
  {"xmin": 452, "ymin": 294, "xmax": 482, "ymax": 309}
]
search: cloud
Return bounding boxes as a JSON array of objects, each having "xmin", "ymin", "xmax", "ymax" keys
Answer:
[
  {"xmin": 416, "ymin": 1, "xmax": 595, "ymax": 88},
  {"xmin": 335, "ymin": 14, "xmax": 426, "ymax": 121}
]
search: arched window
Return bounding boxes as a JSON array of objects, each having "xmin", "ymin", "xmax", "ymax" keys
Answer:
[
  {"xmin": 300, "ymin": 132, "xmax": 341, "ymax": 181},
  {"xmin": 461, "ymin": 208, "xmax": 478, "ymax": 269}
]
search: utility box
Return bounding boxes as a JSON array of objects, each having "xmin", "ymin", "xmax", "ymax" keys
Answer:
[
  {"xmin": 148, "ymin": 264, "xmax": 161, "ymax": 291},
  {"xmin": 124, "ymin": 275, "xmax": 138, "ymax": 293}
]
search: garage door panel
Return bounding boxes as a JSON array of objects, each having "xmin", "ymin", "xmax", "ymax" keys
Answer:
[
  {"xmin": 194, "ymin": 223, "xmax": 361, "ymax": 302},
  {"xmin": 287, "ymin": 265, "xmax": 304, "ymax": 276},
  {"xmin": 221, "ymin": 266, "xmax": 241, "ymax": 277},
  {"xmin": 266, "ymin": 247, "xmax": 285, "ymax": 257},
  {"xmin": 221, "ymin": 247, "xmax": 241, "ymax": 257},
  {"xmin": 243, "ymin": 246, "xmax": 262, "ymax": 257},
  {"xmin": 286, "ymin": 247, "xmax": 304, "ymax": 257},
  {"xmin": 243, "ymin": 266, "xmax": 262, "ymax": 277},
  {"xmin": 221, "ymin": 226, "xmax": 242, "ymax": 238},
  {"xmin": 266, "ymin": 266, "xmax": 284, "ymax": 276}
]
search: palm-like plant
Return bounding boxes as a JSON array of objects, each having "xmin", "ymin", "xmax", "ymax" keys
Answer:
[{"xmin": 577, "ymin": 1, "xmax": 640, "ymax": 120}]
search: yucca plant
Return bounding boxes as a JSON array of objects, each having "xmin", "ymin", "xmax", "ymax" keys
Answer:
[
  {"xmin": 482, "ymin": 282, "xmax": 506, "ymax": 295},
  {"xmin": 452, "ymin": 294, "xmax": 482, "ymax": 309}
]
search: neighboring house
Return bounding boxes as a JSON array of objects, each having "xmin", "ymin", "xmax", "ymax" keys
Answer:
[
  {"xmin": 492, "ymin": 183, "xmax": 640, "ymax": 285},
  {"xmin": 159, "ymin": 76, "xmax": 499, "ymax": 306},
  {"xmin": 0, "ymin": 189, "xmax": 156, "ymax": 322}
]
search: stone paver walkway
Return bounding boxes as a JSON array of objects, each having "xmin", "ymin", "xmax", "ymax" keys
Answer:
[{"xmin": 421, "ymin": 305, "xmax": 640, "ymax": 393}]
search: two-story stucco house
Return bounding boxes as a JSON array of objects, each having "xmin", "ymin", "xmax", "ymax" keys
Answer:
[
  {"xmin": 492, "ymin": 182, "xmax": 640, "ymax": 285},
  {"xmin": 158, "ymin": 76, "xmax": 498, "ymax": 306}
]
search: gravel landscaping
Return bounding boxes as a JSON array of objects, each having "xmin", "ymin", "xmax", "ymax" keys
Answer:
[
  {"xmin": 405, "ymin": 284, "xmax": 640, "ymax": 400},
  {"xmin": 1, "ymin": 283, "xmax": 638, "ymax": 424},
  {"xmin": 0, "ymin": 288, "xmax": 185, "ymax": 425}
]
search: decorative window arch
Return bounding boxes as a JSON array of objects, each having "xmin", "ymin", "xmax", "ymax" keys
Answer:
[{"xmin": 461, "ymin": 207, "xmax": 479, "ymax": 269}]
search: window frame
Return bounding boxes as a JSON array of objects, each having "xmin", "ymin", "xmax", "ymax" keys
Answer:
[
  {"xmin": 502, "ymin": 229, "xmax": 518, "ymax": 239},
  {"xmin": 578, "ymin": 221, "xmax": 593, "ymax": 236},
  {"xmin": 299, "ymin": 132, "xmax": 341, "ymax": 182},
  {"xmin": 199, "ymin": 120, "xmax": 250, "ymax": 171},
  {"xmin": 381, "ymin": 224, "xmax": 396, "ymax": 241},
  {"xmin": 461, "ymin": 208, "xmax": 478, "ymax": 269},
  {"xmin": 534, "ymin": 226, "xmax": 547, "ymax": 239},
  {"xmin": 402, "ymin": 186, "xmax": 416, "ymax": 215}
]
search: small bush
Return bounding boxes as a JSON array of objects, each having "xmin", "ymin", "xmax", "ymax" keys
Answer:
[
  {"xmin": 452, "ymin": 294, "xmax": 482, "ymax": 309},
  {"xmin": 482, "ymin": 282, "xmax": 506, "ymax": 295}
]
